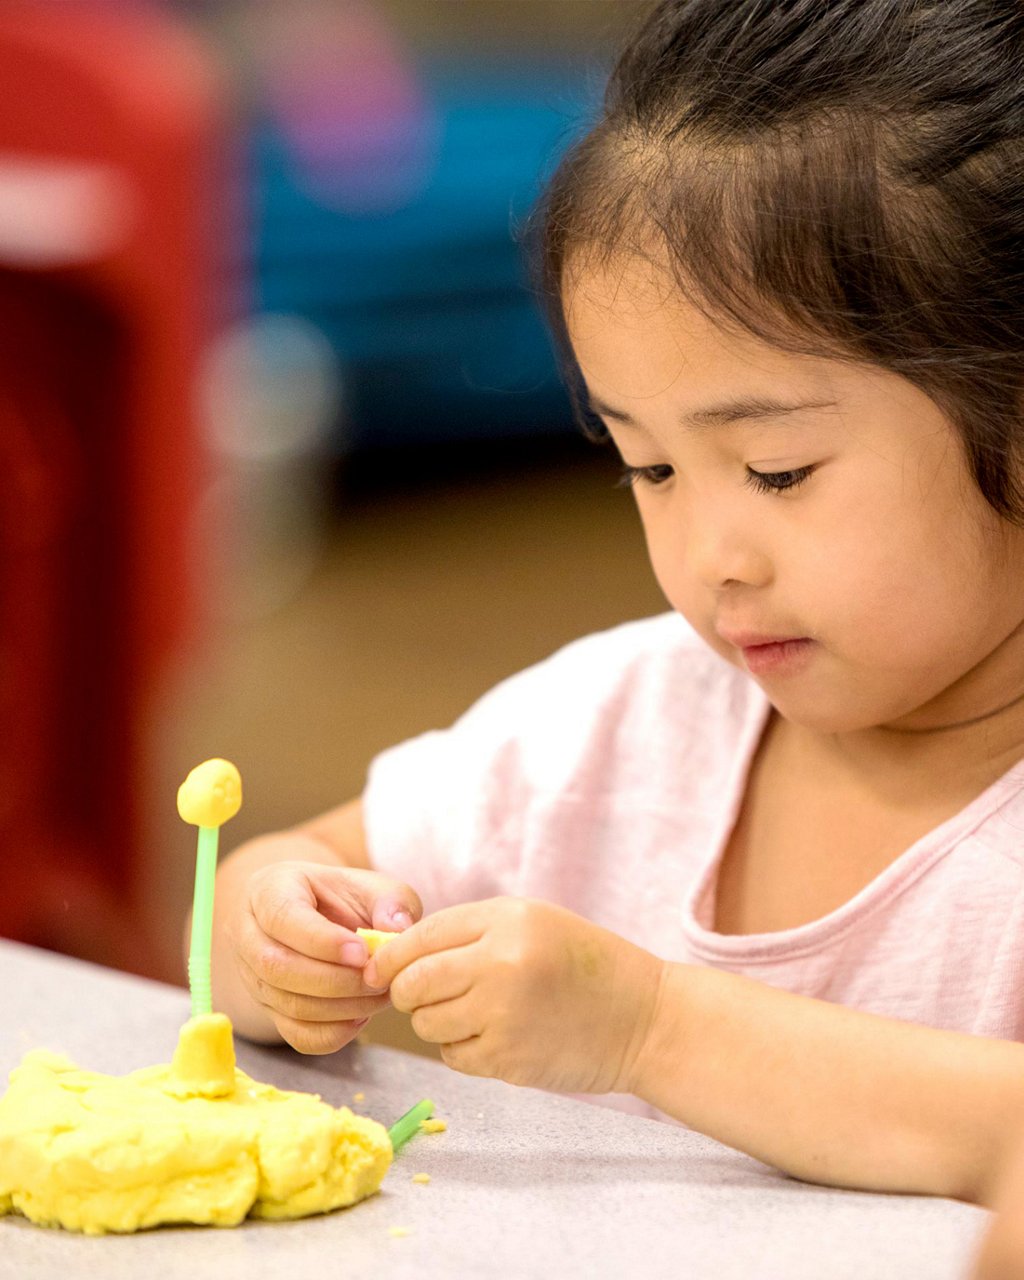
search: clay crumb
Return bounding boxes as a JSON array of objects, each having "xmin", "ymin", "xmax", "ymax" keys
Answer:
[
  {"xmin": 412, "ymin": 1173, "xmax": 430, "ymax": 1184},
  {"xmin": 420, "ymin": 1118, "xmax": 446, "ymax": 1133},
  {"xmin": 389, "ymin": 1226, "xmax": 410, "ymax": 1238},
  {"xmin": 352, "ymin": 1092, "xmax": 365, "ymax": 1102}
]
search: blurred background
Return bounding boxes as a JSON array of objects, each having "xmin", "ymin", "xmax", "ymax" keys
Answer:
[{"xmin": 0, "ymin": 0, "xmax": 665, "ymax": 1057}]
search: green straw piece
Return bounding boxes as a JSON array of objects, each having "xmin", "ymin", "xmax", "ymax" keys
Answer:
[
  {"xmin": 388, "ymin": 1099, "xmax": 436, "ymax": 1154},
  {"xmin": 187, "ymin": 825, "xmax": 220, "ymax": 1018}
]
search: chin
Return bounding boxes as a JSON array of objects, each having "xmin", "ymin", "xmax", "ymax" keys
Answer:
[{"xmin": 764, "ymin": 689, "xmax": 891, "ymax": 736}]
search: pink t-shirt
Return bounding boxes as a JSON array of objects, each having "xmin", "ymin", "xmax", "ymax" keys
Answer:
[{"xmin": 363, "ymin": 613, "xmax": 1024, "ymax": 1122}]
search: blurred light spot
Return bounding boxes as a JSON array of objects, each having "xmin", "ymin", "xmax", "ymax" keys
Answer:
[
  {"xmin": 198, "ymin": 313, "xmax": 342, "ymax": 622},
  {"xmin": 203, "ymin": 313, "xmax": 342, "ymax": 461},
  {"xmin": 193, "ymin": 469, "xmax": 326, "ymax": 624},
  {"xmin": 258, "ymin": 0, "xmax": 438, "ymax": 214},
  {"xmin": 0, "ymin": 157, "xmax": 134, "ymax": 266}
]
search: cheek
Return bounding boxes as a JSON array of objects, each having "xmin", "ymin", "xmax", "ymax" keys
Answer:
[
  {"xmin": 635, "ymin": 474, "xmax": 997, "ymax": 686},
  {"xmin": 641, "ymin": 512, "xmax": 698, "ymax": 613},
  {"xmin": 641, "ymin": 518, "xmax": 739, "ymax": 664},
  {"xmin": 811, "ymin": 512, "xmax": 979, "ymax": 677},
  {"xmin": 636, "ymin": 495, "xmax": 694, "ymax": 598},
  {"xmin": 645, "ymin": 533, "xmax": 683, "ymax": 608}
]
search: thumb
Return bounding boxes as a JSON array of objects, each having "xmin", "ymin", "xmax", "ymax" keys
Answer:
[
  {"xmin": 371, "ymin": 891, "xmax": 421, "ymax": 933},
  {"xmin": 307, "ymin": 865, "xmax": 421, "ymax": 931}
]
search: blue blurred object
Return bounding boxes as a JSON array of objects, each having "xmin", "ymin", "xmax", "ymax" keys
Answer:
[{"xmin": 252, "ymin": 55, "xmax": 602, "ymax": 454}]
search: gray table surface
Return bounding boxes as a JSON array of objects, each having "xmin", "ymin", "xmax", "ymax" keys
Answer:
[{"xmin": 0, "ymin": 939, "xmax": 991, "ymax": 1279}]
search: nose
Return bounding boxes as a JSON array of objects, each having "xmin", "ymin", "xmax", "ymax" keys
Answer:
[{"xmin": 684, "ymin": 494, "xmax": 772, "ymax": 592}]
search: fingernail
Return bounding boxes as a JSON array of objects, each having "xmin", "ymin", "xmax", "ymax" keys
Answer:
[
  {"xmin": 341, "ymin": 941, "xmax": 367, "ymax": 966},
  {"xmin": 363, "ymin": 960, "xmax": 384, "ymax": 990},
  {"xmin": 388, "ymin": 907, "xmax": 413, "ymax": 928}
]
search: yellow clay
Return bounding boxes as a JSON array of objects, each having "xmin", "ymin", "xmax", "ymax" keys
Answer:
[
  {"xmin": 356, "ymin": 928, "xmax": 399, "ymax": 955},
  {"xmin": 176, "ymin": 758, "xmax": 242, "ymax": 828},
  {"xmin": 420, "ymin": 1118, "xmax": 447, "ymax": 1133},
  {"xmin": 166, "ymin": 1013, "xmax": 236, "ymax": 1098},
  {"xmin": 0, "ymin": 1016, "xmax": 391, "ymax": 1235}
]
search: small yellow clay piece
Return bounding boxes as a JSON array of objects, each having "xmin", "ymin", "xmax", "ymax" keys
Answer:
[
  {"xmin": 166, "ymin": 1013, "xmax": 236, "ymax": 1098},
  {"xmin": 356, "ymin": 928, "xmax": 399, "ymax": 955},
  {"xmin": 389, "ymin": 1226, "xmax": 410, "ymax": 1237},
  {"xmin": 412, "ymin": 1173, "xmax": 430, "ymax": 1184},
  {"xmin": 176, "ymin": 758, "xmax": 242, "ymax": 828},
  {"xmin": 353, "ymin": 1091, "xmax": 365, "ymax": 1103},
  {"xmin": 420, "ymin": 1118, "xmax": 446, "ymax": 1133}
]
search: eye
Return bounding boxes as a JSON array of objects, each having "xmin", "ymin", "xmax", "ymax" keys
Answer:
[
  {"xmin": 616, "ymin": 464, "xmax": 674, "ymax": 489},
  {"xmin": 744, "ymin": 465, "xmax": 814, "ymax": 495}
]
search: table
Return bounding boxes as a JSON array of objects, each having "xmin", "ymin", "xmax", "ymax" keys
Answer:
[{"xmin": 0, "ymin": 940, "xmax": 991, "ymax": 1279}]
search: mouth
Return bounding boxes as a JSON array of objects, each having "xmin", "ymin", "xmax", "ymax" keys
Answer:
[
  {"xmin": 719, "ymin": 631, "xmax": 796, "ymax": 648},
  {"xmin": 717, "ymin": 630, "xmax": 816, "ymax": 677}
]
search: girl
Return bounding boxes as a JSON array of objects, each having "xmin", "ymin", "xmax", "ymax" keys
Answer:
[{"xmin": 212, "ymin": 0, "xmax": 1024, "ymax": 1212}]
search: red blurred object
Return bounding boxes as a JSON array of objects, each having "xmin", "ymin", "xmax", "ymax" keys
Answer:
[{"xmin": 0, "ymin": 5, "xmax": 225, "ymax": 976}]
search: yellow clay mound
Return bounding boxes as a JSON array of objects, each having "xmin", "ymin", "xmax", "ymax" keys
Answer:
[{"xmin": 0, "ymin": 1016, "xmax": 392, "ymax": 1235}]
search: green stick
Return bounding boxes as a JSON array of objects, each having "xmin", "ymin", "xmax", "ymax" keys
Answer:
[
  {"xmin": 388, "ymin": 1099, "xmax": 435, "ymax": 1153},
  {"xmin": 187, "ymin": 825, "xmax": 220, "ymax": 1018}
]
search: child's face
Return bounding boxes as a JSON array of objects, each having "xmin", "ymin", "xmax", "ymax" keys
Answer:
[{"xmin": 564, "ymin": 254, "xmax": 1024, "ymax": 735}]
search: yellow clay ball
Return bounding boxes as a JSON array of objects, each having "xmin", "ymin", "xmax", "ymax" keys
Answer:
[{"xmin": 176, "ymin": 759, "xmax": 242, "ymax": 828}]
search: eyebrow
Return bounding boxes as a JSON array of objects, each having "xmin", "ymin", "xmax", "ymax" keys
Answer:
[{"xmin": 585, "ymin": 393, "xmax": 839, "ymax": 430}]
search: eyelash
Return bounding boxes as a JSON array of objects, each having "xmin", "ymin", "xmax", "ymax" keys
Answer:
[{"xmin": 617, "ymin": 464, "xmax": 814, "ymax": 494}]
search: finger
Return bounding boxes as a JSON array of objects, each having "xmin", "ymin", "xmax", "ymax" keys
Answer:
[
  {"xmin": 273, "ymin": 1013, "xmax": 370, "ymax": 1056},
  {"xmin": 371, "ymin": 895, "xmax": 418, "ymax": 932},
  {"xmin": 389, "ymin": 947, "xmax": 475, "ymax": 1015},
  {"xmin": 239, "ymin": 912, "xmax": 373, "ymax": 998},
  {"xmin": 440, "ymin": 1036, "xmax": 484, "ymax": 1075},
  {"xmin": 251, "ymin": 869, "xmax": 368, "ymax": 965},
  {"xmin": 238, "ymin": 955, "xmax": 391, "ymax": 1022},
  {"xmin": 258, "ymin": 987, "xmax": 389, "ymax": 1025},
  {"xmin": 366, "ymin": 900, "xmax": 492, "ymax": 988},
  {"xmin": 410, "ymin": 993, "xmax": 481, "ymax": 1046},
  {"xmin": 438, "ymin": 1032, "xmax": 524, "ymax": 1083},
  {"xmin": 314, "ymin": 872, "xmax": 423, "ymax": 933}
]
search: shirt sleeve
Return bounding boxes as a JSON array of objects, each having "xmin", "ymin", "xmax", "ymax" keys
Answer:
[
  {"xmin": 360, "ymin": 614, "xmax": 685, "ymax": 915},
  {"xmin": 361, "ymin": 673, "xmax": 536, "ymax": 917}
]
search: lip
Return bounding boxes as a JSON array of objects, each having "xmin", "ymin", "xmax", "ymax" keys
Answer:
[
  {"xmin": 717, "ymin": 630, "xmax": 804, "ymax": 649},
  {"xmin": 717, "ymin": 628, "xmax": 816, "ymax": 677}
]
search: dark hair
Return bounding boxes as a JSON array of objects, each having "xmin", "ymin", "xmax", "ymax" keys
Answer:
[{"xmin": 528, "ymin": 0, "xmax": 1024, "ymax": 521}]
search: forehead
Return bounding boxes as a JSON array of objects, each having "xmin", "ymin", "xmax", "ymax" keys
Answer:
[
  {"xmin": 562, "ymin": 251, "xmax": 825, "ymax": 401},
  {"xmin": 559, "ymin": 251, "xmax": 964, "ymax": 462}
]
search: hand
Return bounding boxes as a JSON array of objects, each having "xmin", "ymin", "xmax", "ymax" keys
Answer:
[
  {"xmin": 229, "ymin": 857, "xmax": 421, "ymax": 1054},
  {"xmin": 363, "ymin": 896, "xmax": 664, "ymax": 1094}
]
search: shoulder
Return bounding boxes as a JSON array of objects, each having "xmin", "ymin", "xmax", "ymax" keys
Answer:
[
  {"xmin": 469, "ymin": 611, "xmax": 752, "ymax": 718},
  {"xmin": 448, "ymin": 612, "xmax": 761, "ymax": 788},
  {"xmin": 361, "ymin": 613, "xmax": 763, "ymax": 906},
  {"xmin": 453, "ymin": 613, "xmax": 689, "ymax": 719}
]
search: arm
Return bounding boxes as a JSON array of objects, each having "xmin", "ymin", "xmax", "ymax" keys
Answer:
[
  {"xmin": 630, "ymin": 962, "xmax": 1024, "ymax": 1208},
  {"xmin": 970, "ymin": 1121, "xmax": 1024, "ymax": 1277}
]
